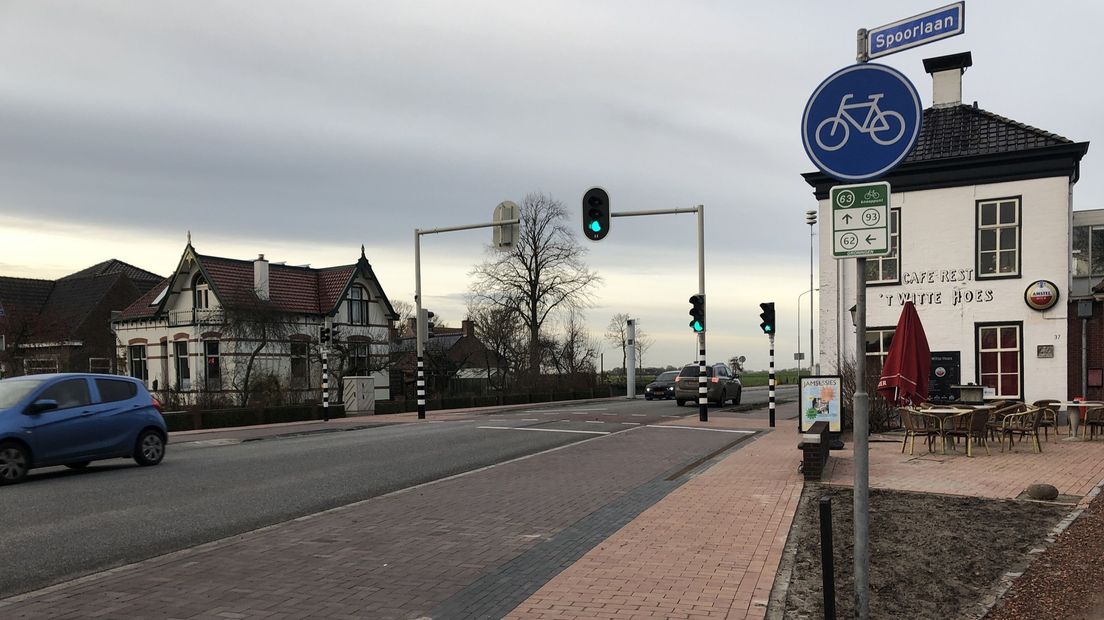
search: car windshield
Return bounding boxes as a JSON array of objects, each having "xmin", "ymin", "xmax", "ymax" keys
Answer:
[
  {"xmin": 678, "ymin": 366, "xmax": 714, "ymax": 378},
  {"xmin": 657, "ymin": 371, "xmax": 678, "ymax": 382},
  {"xmin": 0, "ymin": 378, "xmax": 47, "ymax": 408}
]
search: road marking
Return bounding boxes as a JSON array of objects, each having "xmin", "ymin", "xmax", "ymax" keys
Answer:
[
  {"xmin": 519, "ymin": 418, "xmax": 539, "ymax": 422},
  {"xmin": 621, "ymin": 422, "xmax": 641, "ymax": 426},
  {"xmin": 186, "ymin": 438, "xmax": 243, "ymax": 447},
  {"xmin": 517, "ymin": 408, "xmax": 608, "ymax": 413},
  {"xmin": 584, "ymin": 420, "xmax": 605, "ymax": 424},
  {"xmin": 646, "ymin": 425, "xmax": 755, "ymax": 434},
  {"xmin": 631, "ymin": 414, "xmax": 646, "ymax": 417},
  {"xmin": 478, "ymin": 426, "xmax": 610, "ymax": 435}
]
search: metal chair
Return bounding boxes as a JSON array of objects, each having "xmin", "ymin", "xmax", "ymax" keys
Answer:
[
  {"xmin": 900, "ymin": 408, "xmax": 940, "ymax": 456},
  {"xmin": 1032, "ymin": 399, "xmax": 1061, "ymax": 440},
  {"xmin": 943, "ymin": 410, "xmax": 991, "ymax": 457},
  {"xmin": 998, "ymin": 407, "xmax": 1043, "ymax": 454}
]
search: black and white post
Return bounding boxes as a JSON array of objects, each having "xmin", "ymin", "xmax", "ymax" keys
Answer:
[
  {"xmin": 697, "ymin": 205, "xmax": 707, "ymax": 423},
  {"xmin": 768, "ymin": 332, "xmax": 776, "ymax": 427},
  {"xmin": 321, "ymin": 320, "xmax": 330, "ymax": 421}
]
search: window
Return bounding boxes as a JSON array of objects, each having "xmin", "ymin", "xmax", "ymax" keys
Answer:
[
  {"xmin": 977, "ymin": 198, "xmax": 1020, "ymax": 278},
  {"xmin": 865, "ymin": 328, "xmax": 895, "ymax": 371},
  {"xmin": 204, "ymin": 341, "xmax": 221, "ymax": 389},
  {"xmin": 1073, "ymin": 225, "xmax": 1104, "ymax": 277},
  {"xmin": 95, "ymin": 378, "xmax": 137, "ymax": 403},
  {"xmin": 88, "ymin": 358, "xmax": 111, "ymax": 374},
  {"xmin": 290, "ymin": 341, "xmax": 309, "ymax": 386},
  {"xmin": 978, "ymin": 324, "xmax": 1022, "ymax": 399},
  {"xmin": 193, "ymin": 274, "xmax": 210, "ymax": 310},
  {"xmin": 39, "ymin": 378, "xmax": 92, "ymax": 410},
  {"xmin": 174, "ymin": 341, "xmax": 191, "ymax": 390},
  {"xmin": 349, "ymin": 343, "xmax": 371, "ymax": 376},
  {"xmin": 865, "ymin": 209, "xmax": 900, "ymax": 284},
  {"xmin": 24, "ymin": 358, "xmax": 59, "ymax": 375},
  {"xmin": 129, "ymin": 345, "xmax": 148, "ymax": 382},
  {"xmin": 348, "ymin": 286, "xmax": 369, "ymax": 325}
]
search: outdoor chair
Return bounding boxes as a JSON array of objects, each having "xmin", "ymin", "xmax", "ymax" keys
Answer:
[
  {"xmin": 1032, "ymin": 399, "xmax": 1061, "ymax": 440},
  {"xmin": 943, "ymin": 409, "xmax": 991, "ymax": 457},
  {"xmin": 900, "ymin": 408, "xmax": 940, "ymax": 456},
  {"xmin": 987, "ymin": 402, "xmax": 1027, "ymax": 442},
  {"xmin": 1083, "ymin": 407, "xmax": 1104, "ymax": 441},
  {"xmin": 997, "ymin": 407, "xmax": 1043, "ymax": 454}
]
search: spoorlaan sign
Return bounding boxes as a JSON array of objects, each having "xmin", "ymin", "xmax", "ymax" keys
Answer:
[
  {"xmin": 866, "ymin": 2, "xmax": 966, "ymax": 60},
  {"xmin": 802, "ymin": 64, "xmax": 922, "ymax": 182},
  {"xmin": 1024, "ymin": 279, "xmax": 1060, "ymax": 311}
]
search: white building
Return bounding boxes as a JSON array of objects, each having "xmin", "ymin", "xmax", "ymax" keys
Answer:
[
  {"xmin": 804, "ymin": 52, "xmax": 1090, "ymax": 404},
  {"xmin": 112, "ymin": 243, "xmax": 399, "ymax": 406}
]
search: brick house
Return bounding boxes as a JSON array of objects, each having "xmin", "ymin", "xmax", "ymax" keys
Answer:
[
  {"xmin": 112, "ymin": 243, "xmax": 399, "ymax": 406},
  {"xmin": 390, "ymin": 319, "xmax": 501, "ymax": 398},
  {"xmin": 0, "ymin": 260, "xmax": 162, "ymax": 377}
]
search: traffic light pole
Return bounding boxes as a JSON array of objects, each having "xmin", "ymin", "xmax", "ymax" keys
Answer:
[
  {"xmin": 414, "ymin": 217, "xmax": 519, "ymax": 420},
  {"xmin": 610, "ymin": 205, "xmax": 706, "ymax": 421},
  {"xmin": 768, "ymin": 332, "xmax": 776, "ymax": 427},
  {"xmin": 322, "ymin": 316, "xmax": 331, "ymax": 421}
]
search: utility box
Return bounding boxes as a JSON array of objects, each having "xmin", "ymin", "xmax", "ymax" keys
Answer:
[{"xmin": 343, "ymin": 376, "xmax": 376, "ymax": 416}]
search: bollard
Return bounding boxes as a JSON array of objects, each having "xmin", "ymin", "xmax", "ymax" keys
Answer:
[{"xmin": 819, "ymin": 496, "xmax": 837, "ymax": 620}]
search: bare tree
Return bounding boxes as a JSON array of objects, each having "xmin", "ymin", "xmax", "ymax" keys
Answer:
[
  {"xmin": 470, "ymin": 192, "xmax": 601, "ymax": 380},
  {"xmin": 550, "ymin": 309, "xmax": 598, "ymax": 376},
  {"xmin": 467, "ymin": 302, "xmax": 525, "ymax": 390},
  {"xmin": 604, "ymin": 313, "xmax": 631, "ymax": 373},
  {"xmin": 634, "ymin": 332, "xmax": 654, "ymax": 372},
  {"xmin": 390, "ymin": 299, "xmax": 415, "ymax": 330},
  {"xmin": 219, "ymin": 292, "xmax": 295, "ymax": 407}
]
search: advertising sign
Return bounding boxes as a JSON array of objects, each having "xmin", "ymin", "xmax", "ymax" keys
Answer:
[
  {"xmin": 1024, "ymin": 280, "xmax": 1060, "ymax": 311},
  {"xmin": 927, "ymin": 351, "xmax": 960, "ymax": 404},
  {"xmin": 799, "ymin": 375, "xmax": 842, "ymax": 433}
]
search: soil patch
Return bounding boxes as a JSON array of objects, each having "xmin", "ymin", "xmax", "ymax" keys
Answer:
[{"xmin": 779, "ymin": 485, "xmax": 1069, "ymax": 620}]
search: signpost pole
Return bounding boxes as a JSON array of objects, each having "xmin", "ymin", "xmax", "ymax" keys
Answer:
[
  {"xmin": 415, "ymin": 230, "xmax": 426, "ymax": 420},
  {"xmin": 769, "ymin": 332, "xmax": 776, "ymax": 427},
  {"xmin": 853, "ymin": 257, "xmax": 870, "ymax": 619}
]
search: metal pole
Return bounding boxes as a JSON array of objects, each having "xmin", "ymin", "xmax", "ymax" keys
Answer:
[
  {"xmin": 810, "ymin": 222, "xmax": 816, "ymax": 374},
  {"xmin": 322, "ymin": 320, "xmax": 329, "ymax": 421},
  {"xmin": 819, "ymin": 496, "xmax": 837, "ymax": 620},
  {"xmin": 697, "ymin": 205, "xmax": 707, "ymax": 423},
  {"xmin": 627, "ymin": 319, "xmax": 637, "ymax": 399},
  {"xmin": 797, "ymin": 292, "xmax": 802, "ymax": 374},
  {"xmin": 415, "ymin": 230, "xmax": 425, "ymax": 419},
  {"xmin": 1083, "ymin": 317, "xmax": 1089, "ymax": 398},
  {"xmin": 769, "ymin": 332, "xmax": 776, "ymax": 427},
  {"xmin": 853, "ymin": 257, "xmax": 870, "ymax": 619}
]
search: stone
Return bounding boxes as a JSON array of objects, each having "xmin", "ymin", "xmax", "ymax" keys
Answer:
[{"xmin": 1026, "ymin": 483, "xmax": 1059, "ymax": 501}]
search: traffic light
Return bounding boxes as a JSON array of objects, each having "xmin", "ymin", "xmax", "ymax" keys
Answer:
[
  {"xmin": 330, "ymin": 325, "xmax": 340, "ymax": 342},
  {"xmin": 759, "ymin": 302, "xmax": 776, "ymax": 335},
  {"xmin": 320, "ymin": 325, "xmax": 331, "ymax": 344},
  {"xmin": 422, "ymin": 309, "xmax": 436, "ymax": 339},
  {"xmin": 688, "ymin": 294, "xmax": 705, "ymax": 333},
  {"xmin": 582, "ymin": 187, "xmax": 610, "ymax": 241}
]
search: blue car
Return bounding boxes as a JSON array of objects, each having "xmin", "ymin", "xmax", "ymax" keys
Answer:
[{"xmin": 0, "ymin": 373, "xmax": 167, "ymax": 485}]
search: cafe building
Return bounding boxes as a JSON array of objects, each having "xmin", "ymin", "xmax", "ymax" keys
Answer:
[{"xmin": 804, "ymin": 52, "xmax": 1090, "ymax": 404}]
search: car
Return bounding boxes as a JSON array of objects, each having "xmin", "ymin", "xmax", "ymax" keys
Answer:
[
  {"xmin": 674, "ymin": 363, "xmax": 742, "ymax": 406},
  {"xmin": 644, "ymin": 370, "xmax": 679, "ymax": 400},
  {"xmin": 0, "ymin": 373, "xmax": 167, "ymax": 485}
]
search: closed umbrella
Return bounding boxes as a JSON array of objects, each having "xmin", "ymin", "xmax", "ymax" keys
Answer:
[{"xmin": 877, "ymin": 301, "xmax": 931, "ymax": 405}]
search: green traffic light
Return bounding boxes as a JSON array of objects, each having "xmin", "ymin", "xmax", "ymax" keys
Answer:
[
  {"xmin": 765, "ymin": 325, "xmax": 772, "ymax": 333},
  {"xmin": 692, "ymin": 320, "xmax": 703, "ymax": 332},
  {"xmin": 589, "ymin": 220, "xmax": 602, "ymax": 233}
]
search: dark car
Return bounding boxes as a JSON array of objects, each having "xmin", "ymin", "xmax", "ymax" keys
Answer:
[
  {"xmin": 644, "ymin": 370, "xmax": 679, "ymax": 400},
  {"xmin": 674, "ymin": 363, "xmax": 742, "ymax": 406},
  {"xmin": 0, "ymin": 373, "xmax": 167, "ymax": 485}
]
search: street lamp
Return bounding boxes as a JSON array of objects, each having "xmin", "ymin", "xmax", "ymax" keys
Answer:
[
  {"xmin": 806, "ymin": 209, "xmax": 818, "ymax": 373},
  {"xmin": 797, "ymin": 288, "xmax": 818, "ymax": 375}
]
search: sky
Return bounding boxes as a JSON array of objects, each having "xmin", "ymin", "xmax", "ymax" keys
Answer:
[{"xmin": 2, "ymin": 1, "xmax": 1102, "ymax": 371}]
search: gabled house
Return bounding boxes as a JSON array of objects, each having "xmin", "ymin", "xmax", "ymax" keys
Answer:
[
  {"xmin": 391, "ymin": 319, "xmax": 501, "ymax": 398},
  {"xmin": 0, "ymin": 259, "xmax": 162, "ymax": 377},
  {"xmin": 112, "ymin": 243, "xmax": 399, "ymax": 407}
]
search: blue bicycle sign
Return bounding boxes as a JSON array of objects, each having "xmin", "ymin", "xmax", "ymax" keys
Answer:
[{"xmin": 802, "ymin": 64, "xmax": 922, "ymax": 182}]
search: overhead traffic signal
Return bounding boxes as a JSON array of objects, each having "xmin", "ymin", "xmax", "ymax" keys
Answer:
[
  {"xmin": 582, "ymin": 187, "xmax": 610, "ymax": 241},
  {"xmin": 759, "ymin": 302, "xmax": 776, "ymax": 335},
  {"xmin": 688, "ymin": 294, "xmax": 705, "ymax": 333}
]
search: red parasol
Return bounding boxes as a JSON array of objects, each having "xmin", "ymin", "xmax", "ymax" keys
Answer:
[{"xmin": 877, "ymin": 301, "xmax": 931, "ymax": 406}]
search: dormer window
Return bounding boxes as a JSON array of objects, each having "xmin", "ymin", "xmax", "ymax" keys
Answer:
[
  {"xmin": 348, "ymin": 286, "xmax": 368, "ymax": 325},
  {"xmin": 193, "ymin": 274, "xmax": 211, "ymax": 310}
]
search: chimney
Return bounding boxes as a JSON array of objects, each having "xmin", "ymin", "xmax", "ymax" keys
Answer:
[
  {"xmin": 923, "ymin": 51, "xmax": 972, "ymax": 108},
  {"xmin": 253, "ymin": 254, "xmax": 270, "ymax": 300},
  {"xmin": 461, "ymin": 319, "xmax": 475, "ymax": 338}
]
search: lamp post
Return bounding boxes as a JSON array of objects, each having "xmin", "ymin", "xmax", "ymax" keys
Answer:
[
  {"xmin": 797, "ymin": 288, "xmax": 818, "ymax": 375},
  {"xmin": 806, "ymin": 210, "xmax": 818, "ymax": 373}
]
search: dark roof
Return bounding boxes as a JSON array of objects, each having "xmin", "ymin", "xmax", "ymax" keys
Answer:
[
  {"xmin": 43, "ymin": 274, "xmax": 126, "ymax": 334},
  {"xmin": 904, "ymin": 104, "xmax": 1075, "ymax": 163},
  {"xmin": 0, "ymin": 276, "xmax": 55, "ymax": 317},
  {"xmin": 117, "ymin": 278, "xmax": 170, "ymax": 320},
  {"xmin": 61, "ymin": 259, "xmax": 162, "ymax": 290},
  {"xmin": 391, "ymin": 334, "xmax": 463, "ymax": 353}
]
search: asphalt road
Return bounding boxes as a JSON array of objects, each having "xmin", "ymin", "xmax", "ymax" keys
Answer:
[{"xmin": 0, "ymin": 394, "xmax": 784, "ymax": 598}]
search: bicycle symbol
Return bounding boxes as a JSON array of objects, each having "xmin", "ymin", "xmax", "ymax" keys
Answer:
[
  {"xmin": 863, "ymin": 189, "xmax": 881, "ymax": 200},
  {"xmin": 815, "ymin": 93, "xmax": 906, "ymax": 152}
]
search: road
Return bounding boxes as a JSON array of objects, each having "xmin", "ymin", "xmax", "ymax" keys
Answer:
[{"xmin": 1, "ymin": 387, "xmax": 796, "ymax": 599}]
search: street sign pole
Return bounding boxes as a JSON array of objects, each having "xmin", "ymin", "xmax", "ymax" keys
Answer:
[{"xmin": 853, "ymin": 28, "xmax": 871, "ymax": 620}]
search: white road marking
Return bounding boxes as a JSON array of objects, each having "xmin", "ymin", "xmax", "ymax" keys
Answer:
[
  {"xmin": 584, "ymin": 420, "xmax": 605, "ymax": 424},
  {"xmin": 516, "ymin": 408, "xmax": 608, "ymax": 413},
  {"xmin": 520, "ymin": 418, "xmax": 539, "ymax": 422},
  {"xmin": 646, "ymin": 425, "xmax": 755, "ymax": 434},
  {"xmin": 631, "ymin": 414, "xmax": 646, "ymax": 417},
  {"xmin": 478, "ymin": 426, "xmax": 610, "ymax": 435},
  {"xmin": 621, "ymin": 422, "xmax": 641, "ymax": 426}
]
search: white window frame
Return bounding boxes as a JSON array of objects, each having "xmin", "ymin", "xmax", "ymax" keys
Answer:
[
  {"xmin": 204, "ymin": 340, "xmax": 221, "ymax": 389},
  {"xmin": 290, "ymin": 340, "xmax": 309, "ymax": 386},
  {"xmin": 865, "ymin": 208, "xmax": 900, "ymax": 285},
  {"xmin": 194, "ymin": 274, "xmax": 211, "ymax": 310},
  {"xmin": 977, "ymin": 323, "xmax": 1022, "ymax": 399},
  {"xmin": 865, "ymin": 328, "xmax": 895, "ymax": 370},
  {"xmin": 977, "ymin": 197, "xmax": 1021, "ymax": 279},
  {"xmin": 88, "ymin": 357, "xmax": 111, "ymax": 374},
  {"xmin": 24, "ymin": 358, "xmax": 59, "ymax": 375},
  {"xmin": 348, "ymin": 286, "xmax": 369, "ymax": 326},
  {"xmin": 174, "ymin": 341, "xmax": 191, "ymax": 390},
  {"xmin": 128, "ymin": 345, "xmax": 148, "ymax": 382}
]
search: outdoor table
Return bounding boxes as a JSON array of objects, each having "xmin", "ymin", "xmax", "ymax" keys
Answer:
[{"xmin": 1051, "ymin": 402, "xmax": 1104, "ymax": 440}]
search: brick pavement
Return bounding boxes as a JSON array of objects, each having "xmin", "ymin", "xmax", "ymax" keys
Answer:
[
  {"xmin": 822, "ymin": 432, "xmax": 1104, "ymax": 502},
  {"xmin": 1, "ymin": 420, "xmax": 749, "ymax": 619},
  {"xmin": 506, "ymin": 416, "xmax": 804, "ymax": 620}
]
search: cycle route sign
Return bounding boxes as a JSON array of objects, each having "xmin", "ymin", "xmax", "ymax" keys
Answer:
[
  {"xmin": 801, "ymin": 63, "xmax": 922, "ymax": 182},
  {"xmin": 831, "ymin": 182, "xmax": 891, "ymax": 258}
]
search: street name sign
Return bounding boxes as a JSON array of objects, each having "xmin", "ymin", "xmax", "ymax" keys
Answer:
[
  {"xmin": 831, "ymin": 182, "xmax": 891, "ymax": 258},
  {"xmin": 802, "ymin": 64, "xmax": 922, "ymax": 182},
  {"xmin": 867, "ymin": 2, "xmax": 965, "ymax": 60}
]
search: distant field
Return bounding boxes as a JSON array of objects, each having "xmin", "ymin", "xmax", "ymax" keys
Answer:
[{"xmin": 738, "ymin": 370, "xmax": 806, "ymax": 387}]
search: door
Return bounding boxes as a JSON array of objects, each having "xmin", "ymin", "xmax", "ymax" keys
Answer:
[{"xmin": 25, "ymin": 378, "xmax": 99, "ymax": 464}]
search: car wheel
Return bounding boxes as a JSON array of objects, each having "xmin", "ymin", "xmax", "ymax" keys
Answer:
[
  {"xmin": 733, "ymin": 389, "xmax": 742, "ymax": 406},
  {"xmin": 714, "ymin": 390, "xmax": 726, "ymax": 407},
  {"xmin": 0, "ymin": 442, "xmax": 30, "ymax": 485},
  {"xmin": 645, "ymin": 395, "xmax": 653, "ymax": 401},
  {"xmin": 676, "ymin": 399, "xmax": 686, "ymax": 406},
  {"xmin": 134, "ymin": 430, "xmax": 166, "ymax": 466},
  {"xmin": 65, "ymin": 461, "xmax": 91, "ymax": 470}
]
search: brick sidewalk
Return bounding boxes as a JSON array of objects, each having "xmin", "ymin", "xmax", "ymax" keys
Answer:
[{"xmin": 507, "ymin": 416, "xmax": 804, "ymax": 620}]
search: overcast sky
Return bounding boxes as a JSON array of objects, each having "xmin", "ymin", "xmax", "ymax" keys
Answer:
[{"xmin": 1, "ymin": 1, "xmax": 1101, "ymax": 370}]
